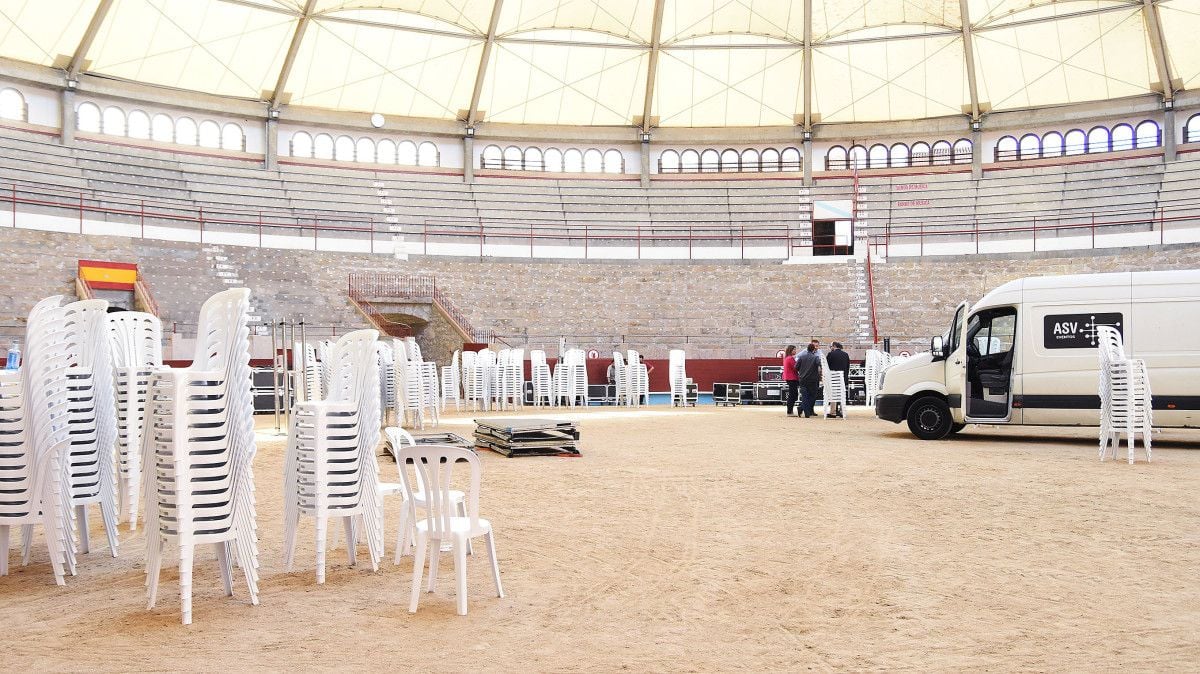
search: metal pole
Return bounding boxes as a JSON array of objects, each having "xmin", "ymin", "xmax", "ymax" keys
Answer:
[
  {"xmin": 281, "ymin": 319, "xmax": 293, "ymax": 426},
  {"xmin": 299, "ymin": 314, "xmax": 308, "ymax": 402},
  {"xmin": 271, "ymin": 319, "xmax": 282, "ymax": 433}
]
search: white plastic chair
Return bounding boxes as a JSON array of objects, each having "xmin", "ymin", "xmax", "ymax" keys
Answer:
[
  {"xmin": 401, "ymin": 444, "xmax": 503, "ymax": 616},
  {"xmin": 530, "ymin": 350, "xmax": 553, "ymax": 407},
  {"xmin": 668, "ymin": 349, "xmax": 688, "ymax": 407},
  {"xmin": 377, "ymin": 341, "xmax": 396, "ymax": 424},
  {"xmin": 380, "ymin": 427, "xmax": 469, "ymax": 562},
  {"xmin": 441, "ymin": 349, "xmax": 461, "ymax": 412},
  {"xmin": 144, "ymin": 288, "xmax": 259, "ymax": 624},
  {"xmin": 283, "ymin": 329, "xmax": 384, "ymax": 584},
  {"xmin": 820, "ymin": 352, "xmax": 847, "ymax": 419},
  {"xmin": 107, "ymin": 311, "xmax": 163, "ymax": 530}
]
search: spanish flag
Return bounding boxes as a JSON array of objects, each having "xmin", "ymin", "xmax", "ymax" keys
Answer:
[{"xmin": 78, "ymin": 260, "xmax": 137, "ymax": 291}]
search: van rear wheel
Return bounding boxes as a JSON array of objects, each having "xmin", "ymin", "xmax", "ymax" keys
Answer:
[{"xmin": 906, "ymin": 397, "xmax": 953, "ymax": 440}]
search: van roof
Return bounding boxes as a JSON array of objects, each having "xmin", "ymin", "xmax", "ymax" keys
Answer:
[{"xmin": 975, "ymin": 269, "xmax": 1200, "ymax": 308}]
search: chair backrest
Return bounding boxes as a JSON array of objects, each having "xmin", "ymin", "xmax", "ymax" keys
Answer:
[
  {"xmin": 1096, "ymin": 326, "xmax": 1125, "ymax": 368},
  {"xmin": 613, "ymin": 351, "xmax": 624, "ymax": 368},
  {"xmin": 107, "ymin": 312, "xmax": 163, "ymax": 370},
  {"xmin": 325, "ymin": 330, "xmax": 381, "ymax": 404},
  {"xmin": 405, "ymin": 337, "xmax": 422, "ymax": 363},
  {"xmin": 190, "ymin": 288, "xmax": 252, "ymax": 373},
  {"xmin": 397, "ymin": 444, "xmax": 481, "ymax": 537}
]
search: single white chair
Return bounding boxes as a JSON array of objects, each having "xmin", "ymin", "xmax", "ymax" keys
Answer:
[
  {"xmin": 106, "ymin": 311, "xmax": 163, "ymax": 530},
  {"xmin": 380, "ymin": 427, "xmax": 468, "ymax": 562},
  {"xmin": 144, "ymin": 288, "xmax": 260, "ymax": 625},
  {"xmin": 401, "ymin": 444, "xmax": 503, "ymax": 616},
  {"xmin": 283, "ymin": 329, "xmax": 384, "ymax": 584}
]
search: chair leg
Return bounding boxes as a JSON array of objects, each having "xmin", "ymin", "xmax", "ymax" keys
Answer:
[
  {"xmin": 146, "ymin": 541, "xmax": 163, "ymax": 609},
  {"xmin": 457, "ymin": 501, "xmax": 474, "ymax": 556},
  {"xmin": 394, "ymin": 501, "xmax": 410, "ymax": 565},
  {"xmin": 179, "ymin": 543, "xmax": 194, "ymax": 625},
  {"xmin": 76, "ymin": 505, "xmax": 90, "ymax": 554},
  {"xmin": 282, "ymin": 511, "xmax": 298, "ymax": 571},
  {"xmin": 21, "ymin": 524, "xmax": 32, "ymax": 566},
  {"xmin": 215, "ymin": 541, "xmax": 234, "ymax": 597},
  {"xmin": 101, "ymin": 498, "xmax": 120, "ymax": 558},
  {"xmin": 453, "ymin": 536, "xmax": 468, "ymax": 616},
  {"xmin": 427, "ymin": 540, "xmax": 440, "ymax": 592},
  {"xmin": 486, "ymin": 530, "xmax": 504, "ymax": 598},
  {"xmin": 315, "ymin": 516, "xmax": 328, "ymax": 584},
  {"xmin": 0, "ymin": 525, "xmax": 8, "ymax": 576},
  {"xmin": 343, "ymin": 516, "xmax": 357, "ymax": 566},
  {"xmin": 409, "ymin": 531, "xmax": 427, "ymax": 614}
]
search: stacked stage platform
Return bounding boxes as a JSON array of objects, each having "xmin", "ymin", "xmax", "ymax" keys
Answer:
[{"xmin": 475, "ymin": 418, "xmax": 582, "ymax": 457}]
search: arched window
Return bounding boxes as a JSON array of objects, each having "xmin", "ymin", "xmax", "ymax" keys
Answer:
[
  {"xmin": 826, "ymin": 145, "xmax": 847, "ymax": 170},
  {"xmin": 355, "ymin": 137, "xmax": 376, "ymax": 163},
  {"xmin": 220, "ymin": 123, "xmax": 243, "ymax": 151},
  {"xmin": 583, "ymin": 148, "xmax": 603, "ymax": 173},
  {"xmin": 102, "ymin": 106, "xmax": 126, "ymax": 136},
  {"xmin": 481, "ymin": 144, "xmax": 501, "ymax": 169},
  {"xmin": 1018, "ymin": 134, "xmax": 1040, "ymax": 160},
  {"xmin": 995, "ymin": 136, "xmax": 1017, "ymax": 161},
  {"xmin": 890, "ymin": 143, "xmax": 910, "ymax": 168},
  {"xmin": 398, "ymin": 140, "xmax": 417, "ymax": 165},
  {"xmin": 1187, "ymin": 114, "xmax": 1200, "ymax": 144},
  {"xmin": 910, "ymin": 141, "xmax": 930, "ymax": 165},
  {"xmin": 502, "ymin": 145, "xmax": 522, "ymax": 169},
  {"xmin": 952, "ymin": 139, "xmax": 972, "ymax": 164},
  {"xmin": 151, "ymin": 114, "xmax": 173, "ymax": 143},
  {"xmin": 525, "ymin": 146, "xmax": 544, "ymax": 171},
  {"xmin": 1086, "ymin": 126, "xmax": 1109, "ymax": 153},
  {"xmin": 761, "ymin": 147, "xmax": 780, "ymax": 172},
  {"xmin": 333, "ymin": 135, "xmax": 354, "ymax": 161},
  {"xmin": 699, "ymin": 149, "xmax": 719, "ymax": 172},
  {"xmin": 1110, "ymin": 123, "xmax": 1134, "ymax": 151},
  {"xmin": 868, "ymin": 144, "xmax": 888, "ymax": 168},
  {"xmin": 198, "ymin": 120, "xmax": 221, "ymax": 148},
  {"xmin": 0, "ymin": 88, "xmax": 25, "ymax": 121},
  {"xmin": 76, "ymin": 102, "xmax": 101, "ymax": 132},
  {"xmin": 1041, "ymin": 132, "xmax": 1064, "ymax": 156},
  {"xmin": 658, "ymin": 149, "xmax": 680, "ymax": 173},
  {"xmin": 564, "ymin": 148, "xmax": 583, "ymax": 172},
  {"xmin": 127, "ymin": 110, "xmax": 151, "ymax": 140},
  {"xmin": 780, "ymin": 147, "xmax": 801, "ymax": 171},
  {"xmin": 680, "ymin": 149, "xmax": 699, "ymax": 173},
  {"xmin": 377, "ymin": 139, "xmax": 397, "ymax": 164},
  {"xmin": 931, "ymin": 140, "xmax": 953, "ymax": 165},
  {"xmin": 719, "ymin": 148, "xmax": 739, "ymax": 172},
  {"xmin": 417, "ymin": 141, "xmax": 438, "ymax": 167},
  {"xmin": 1064, "ymin": 129, "xmax": 1086, "ymax": 155},
  {"xmin": 291, "ymin": 131, "xmax": 313, "ymax": 158},
  {"xmin": 175, "ymin": 117, "xmax": 198, "ymax": 145},
  {"xmin": 544, "ymin": 147, "xmax": 564, "ymax": 172},
  {"xmin": 740, "ymin": 148, "xmax": 760, "ymax": 171},
  {"xmin": 312, "ymin": 133, "xmax": 334, "ymax": 159},
  {"xmin": 848, "ymin": 145, "xmax": 867, "ymax": 170},
  {"xmin": 603, "ymin": 149, "xmax": 623, "ymax": 174},
  {"xmin": 1135, "ymin": 120, "xmax": 1160, "ymax": 148}
]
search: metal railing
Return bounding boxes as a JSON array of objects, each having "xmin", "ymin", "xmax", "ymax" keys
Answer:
[{"xmin": 347, "ymin": 273, "xmax": 492, "ymax": 343}]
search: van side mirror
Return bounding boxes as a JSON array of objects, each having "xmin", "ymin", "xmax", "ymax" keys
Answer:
[{"xmin": 931, "ymin": 335, "xmax": 945, "ymax": 359}]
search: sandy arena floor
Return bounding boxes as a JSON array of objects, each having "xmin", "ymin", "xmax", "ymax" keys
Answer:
[{"xmin": 1, "ymin": 405, "xmax": 1198, "ymax": 671}]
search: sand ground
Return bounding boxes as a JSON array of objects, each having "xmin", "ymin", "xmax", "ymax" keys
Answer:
[{"xmin": 1, "ymin": 405, "xmax": 1198, "ymax": 672}]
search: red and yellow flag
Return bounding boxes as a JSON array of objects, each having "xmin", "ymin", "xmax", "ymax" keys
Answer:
[{"xmin": 78, "ymin": 260, "xmax": 137, "ymax": 290}]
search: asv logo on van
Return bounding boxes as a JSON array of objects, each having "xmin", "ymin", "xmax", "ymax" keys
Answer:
[{"xmin": 1043, "ymin": 312, "xmax": 1123, "ymax": 349}]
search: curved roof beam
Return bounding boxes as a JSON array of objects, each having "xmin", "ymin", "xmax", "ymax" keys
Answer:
[
  {"xmin": 269, "ymin": 0, "xmax": 320, "ymax": 110},
  {"xmin": 1142, "ymin": 0, "xmax": 1174, "ymax": 102},
  {"xmin": 973, "ymin": 1, "xmax": 1140, "ymax": 31},
  {"xmin": 640, "ymin": 0, "xmax": 666, "ymax": 134},
  {"xmin": 960, "ymin": 0, "xmax": 981, "ymax": 121},
  {"xmin": 466, "ymin": 0, "xmax": 504, "ymax": 128},
  {"xmin": 66, "ymin": 0, "xmax": 116, "ymax": 79}
]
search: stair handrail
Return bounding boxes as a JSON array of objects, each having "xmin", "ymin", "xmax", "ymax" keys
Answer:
[{"xmin": 347, "ymin": 273, "xmax": 492, "ymax": 343}]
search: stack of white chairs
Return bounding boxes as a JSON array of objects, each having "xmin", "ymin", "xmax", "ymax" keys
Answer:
[
  {"xmin": 668, "ymin": 349, "xmax": 688, "ymax": 407},
  {"xmin": 393, "ymin": 339, "xmax": 422, "ymax": 428},
  {"xmin": 283, "ymin": 329, "xmax": 384, "ymax": 584},
  {"xmin": 490, "ymin": 349, "xmax": 508, "ymax": 410},
  {"xmin": 106, "ymin": 311, "xmax": 163, "ymax": 530},
  {"xmin": 441, "ymin": 349, "xmax": 462, "ymax": 412},
  {"xmin": 553, "ymin": 348, "xmax": 589, "ymax": 407},
  {"xmin": 612, "ymin": 351, "xmax": 629, "ymax": 406},
  {"xmin": 405, "ymin": 337, "xmax": 423, "ymax": 362},
  {"xmin": 472, "ymin": 349, "xmax": 495, "ymax": 412},
  {"xmin": 626, "ymin": 350, "xmax": 648, "ymax": 407},
  {"xmin": 419, "ymin": 361, "xmax": 441, "ymax": 426},
  {"xmin": 377, "ymin": 341, "xmax": 396, "ymax": 423},
  {"xmin": 1, "ymin": 296, "xmax": 79, "ymax": 584},
  {"xmin": 864, "ymin": 350, "xmax": 887, "ymax": 406},
  {"xmin": 144, "ymin": 288, "xmax": 260, "ymax": 624},
  {"xmin": 500, "ymin": 348, "xmax": 524, "ymax": 410},
  {"xmin": 819, "ymin": 352, "xmax": 847, "ymax": 420},
  {"xmin": 1097, "ymin": 326, "xmax": 1153, "ymax": 464},
  {"xmin": 460, "ymin": 350, "xmax": 478, "ymax": 410},
  {"xmin": 530, "ymin": 350, "xmax": 553, "ymax": 406},
  {"xmin": 63, "ymin": 299, "xmax": 120, "ymax": 557},
  {"xmin": 296, "ymin": 342, "xmax": 322, "ymax": 403},
  {"xmin": 317, "ymin": 340, "xmax": 334, "ymax": 398}
]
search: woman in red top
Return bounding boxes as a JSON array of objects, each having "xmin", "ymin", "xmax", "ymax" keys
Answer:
[{"xmin": 782, "ymin": 345, "xmax": 799, "ymax": 416}]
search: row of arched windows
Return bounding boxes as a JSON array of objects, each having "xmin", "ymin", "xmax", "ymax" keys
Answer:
[
  {"xmin": 658, "ymin": 147, "xmax": 802, "ymax": 174},
  {"xmin": 76, "ymin": 102, "xmax": 245, "ymax": 151},
  {"xmin": 289, "ymin": 132, "xmax": 440, "ymax": 167},
  {"xmin": 480, "ymin": 145, "xmax": 624, "ymax": 173},
  {"xmin": 826, "ymin": 140, "xmax": 972, "ymax": 170},
  {"xmin": 0, "ymin": 88, "xmax": 26, "ymax": 122},
  {"xmin": 995, "ymin": 121, "xmax": 1161, "ymax": 161}
]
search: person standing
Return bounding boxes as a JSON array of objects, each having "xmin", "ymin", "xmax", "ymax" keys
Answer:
[
  {"xmin": 826, "ymin": 341, "xmax": 851, "ymax": 418},
  {"xmin": 782, "ymin": 345, "xmax": 798, "ymax": 416},
  {"xmin": 795, "ymin": 343, "xmax": 822, "ymax": 418}
]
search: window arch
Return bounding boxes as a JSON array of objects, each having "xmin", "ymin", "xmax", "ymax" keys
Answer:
[
  {"xmin": 0, "ymin": 88, "xmax": 25, "ymax": 121},
  {"xmin": 564, "ymin": 148, "xmax": 584, "ymax": 172},
  {"xmin": 312, "ymin": 133, "xmax": 334, "ymax": 159},
  {"xmin": 417, "ymin": 141, "xmax": 438, "ymax": 167},
  {"xmin": 398, "ymin": 140, "xmax": 417, "ymax": 165},
  {"xmin": 868, "ymin": 144, "xmax": 888, "ymax": 168},
  {"xmin": 127, "ymin": 110, "xmax": 151, "ymax": 140},
  {"xmin": 198, "ymin": 120, "xmax": 221, "ymax": 148},
  {"xmin": 1064, "ymin": 129, "xmax": 1086, "ymax": 155},
  {"xmin": 602, "ymin": 149, "xmax": 623, "ymax": 174},
  {"xmin": 719, "ymin": 148, "xmax": 740, "ymax": 172},
  {"xmin": 931, "ymin": 140, "xmax": 953, "ymax": 165},
  {"xmin": 659, "ymin": 149, "xmax": 679, "ymax": 173},
  {"xmin": 1187, "ymin": 114, "xmax": 1200, "ymax": 144},
  {"xmin": 952, "ymin": 139, "xmax": 972, "ymax": 164},
  {"xmin": 481, "ymin": 144, "xmax": 501, "ymax": 169},
  {"xmin": 525, "ymin": 146, "xmax": 544, "ymax": 171},
  {"xmin": 780, "ymin": 147, "xmax": 801, "ymax": 171},
  {"xmin": 502, "ymin": 145, "xmax": 522, "ymax": 169},
  {"xmin": 761, "ymin": 147, "xmax": 780, "ymax": 172},
  {"xmin": 680, "ymin": 149, "xmax": 699, "ymax": 173},
  {"xmin": 175, "ymin": 117, "xmax": 198, "ymax": 145},
  {"xmin": 1086, "ymin": 126, "xmax": 1110, "ymax": 153},
  {"xmin": 995, "ymin": 136, "xmax": 1017, "ymax": 161},
  {"xmin": 544, "ymin": 147, "xmax": 564, "ymax": 172},
  {"xmin": 825, "ymin": 146, "xmax": 847, "ymax": 170},
  {"xmin": 333, "ymin": 135, "xmax": 354, "ymax": 161},
  {"xmin": 583, "ymin": 148, "xmax": 603, "ymax": 173},
  {"xmin": 848, "ymin": 145, "xmax": 867, "ymax": 170},
  {"xmin": 102, "ymin": 106, "xmax": 125, "ymax": 136},
  {"xmin": 151, "ymin": 114, "xmax": 173, "ymax": 143},
  {"xmin": 377, "ymin": 139, "xmax": 397, "ymax": 164},
  {"xmin": 699, "ymin": 149, "xmax": 719, "ymax": 172},
  {"xmin": 889, "ymin": 143, "xmax": 909, "ymax": 168},
  {"xmin": 1135, "ymin": 120, "xmax": 1159, "ymax": 149},
  {"xmin": 1041, "ymin": 132, "xmax": 1063, "ymax": 156},
  {"xmin": 1018, "ymin": 134, "xmax": 1040, "ymax": 160},
  {"xmin": 739, "ymin": 148, "xmax": 760, "ymax": 171},
  {"xmin": 291, "ymin": 131, "xmax": 313, "ymax": 158},
  {"xmin": 220, "ymin": 123, "xmax": 243, "ymax": 151},
  {"xmin": 355, "ymin": 137, "xmax": 376, "ymax": 163},
  {"xmin": 76, "ymin": 102, "xmax": 101, "ymax": 132},
  {"xmin": 1110, "ymin": 123, "xmax": 1134, "ymax": 151},
  {"xmin": 910, "ymin": 141, "xmax": 930, "ymax": 165}
]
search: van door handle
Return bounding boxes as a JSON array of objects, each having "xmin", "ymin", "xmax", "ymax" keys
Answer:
[{"xmin": 954, "ymin": 359, "xmax": 962, "ymax": 365}]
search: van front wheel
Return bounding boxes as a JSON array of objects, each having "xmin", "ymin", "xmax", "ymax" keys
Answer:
[{"xmin": 906, "ymin": 397, "xmax": 953, "ymax": 440}]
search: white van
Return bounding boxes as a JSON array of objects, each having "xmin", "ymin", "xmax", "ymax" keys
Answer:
[{"xmin": 875, "ymin": 270, "xmax": 1200, "ymax": 439}]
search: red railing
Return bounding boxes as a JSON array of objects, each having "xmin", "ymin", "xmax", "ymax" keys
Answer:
[{"xmin": 347, "ymin": 273, "xmax": 492, "ymax": 343}]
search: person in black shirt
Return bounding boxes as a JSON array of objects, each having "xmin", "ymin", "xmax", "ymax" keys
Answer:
[
  {"xmin": 826, "ymin": 341, "xmax": 851, "ymax": 418},
  {"xmin": 794, "ymin": 343, "xmax": 822, "ymax": 418}
]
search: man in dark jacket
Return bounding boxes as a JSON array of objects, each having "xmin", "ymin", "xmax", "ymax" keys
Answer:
[
  {"xmin": 826, "ymin": 342, "xmax": 851, "ymax": 418},
  {"xmin": 794, "ymin": 343, "xmax": 822, "ymax": 418}
]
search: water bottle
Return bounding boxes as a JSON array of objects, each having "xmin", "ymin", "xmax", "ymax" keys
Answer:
[{"xmin": 5, "ymin": 339, "xmax": 20, "ymax": 370}]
